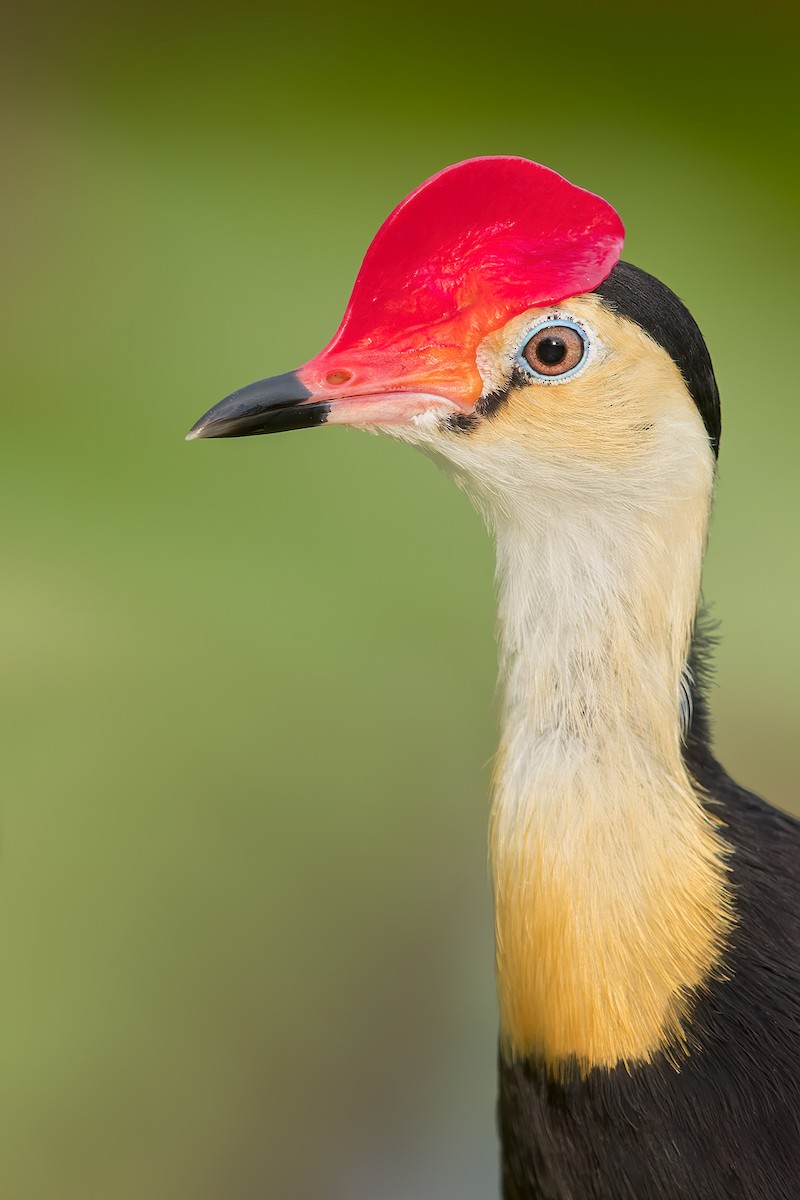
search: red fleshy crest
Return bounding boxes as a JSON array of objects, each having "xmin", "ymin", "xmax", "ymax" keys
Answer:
[{"xmin": 324, "ymin": 157, "xmax": 624, "ymax": 356}]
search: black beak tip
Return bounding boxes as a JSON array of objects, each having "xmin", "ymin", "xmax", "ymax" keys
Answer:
[
  {"xmin": 185, "ymin": 370, "xmax": 324, "ymax": 441},
  {"xmin": 184, "ymin": 405, "xmax": 238, "ymax": 440},
  {"xmin": 185, "ymin": 418, "xmax": 211, "ymax": 441}
]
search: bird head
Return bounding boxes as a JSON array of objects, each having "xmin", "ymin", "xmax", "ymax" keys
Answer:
[{"xmin": 188, "ymin": 157, "xmax": 720, "ymax": 516}]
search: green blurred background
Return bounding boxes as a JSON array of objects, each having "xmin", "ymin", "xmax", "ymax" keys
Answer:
[{"xmin": 2, "ymin": 3, "xmax": 798, "ymax": 1196}]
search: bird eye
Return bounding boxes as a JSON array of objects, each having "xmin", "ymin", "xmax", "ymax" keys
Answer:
[{"xmin": 519, "ymin": 320, "xmax": 588, "ymax": 381}]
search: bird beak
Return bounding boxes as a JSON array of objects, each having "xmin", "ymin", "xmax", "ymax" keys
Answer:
[
  {"xmin": 186, "ymin": 348, "xmax": 478, "ymax": 441},
  {"xmin": 186, "ymin": 371, "xmax": 330, "ymax": 440}
]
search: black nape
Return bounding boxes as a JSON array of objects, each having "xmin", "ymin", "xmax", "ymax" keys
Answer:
[{"xmin": 594, "ymin": 261, "xmax": 721, "ymax": 457}]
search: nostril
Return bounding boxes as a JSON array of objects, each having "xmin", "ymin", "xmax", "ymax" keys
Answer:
[{"xmin": 325, "ymin": 369, "xmax": 353, "ymax": 387}]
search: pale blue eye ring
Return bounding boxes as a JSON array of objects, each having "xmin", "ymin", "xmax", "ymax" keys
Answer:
[{"xmin": 516, "ymin": 318, "xmax": 589, "ymax": 382}]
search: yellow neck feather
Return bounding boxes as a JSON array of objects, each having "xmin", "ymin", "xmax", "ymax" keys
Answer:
[
  {"xmin": 485, "ymin": 437, "xmax": 731, "ymax": 1075},
  {"xmin": 491, "ymin": 736, "xmax": 730, "ymax": 1073}
]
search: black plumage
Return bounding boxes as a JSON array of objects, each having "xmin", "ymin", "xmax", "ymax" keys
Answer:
[{"xmin": 594, "ymin": 261, "xmax": 722, "ymax": 456}]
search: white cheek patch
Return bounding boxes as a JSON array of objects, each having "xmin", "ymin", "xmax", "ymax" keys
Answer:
[
  {"xmin": 476, "ymin": 342, "xmax": 509, "ymax": 397},
  {"xmin": 411, "ymin": 408, "xmax": 445, "ymax": 433}
]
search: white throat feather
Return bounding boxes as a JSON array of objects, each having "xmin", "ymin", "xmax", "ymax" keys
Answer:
[{"xmin": 484, "ymin": 442, "xmax": 731, "ymax": 1072}]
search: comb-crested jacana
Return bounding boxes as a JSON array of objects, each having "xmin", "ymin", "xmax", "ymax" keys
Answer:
[{"xmin": 189, "ymin": 158, "xmax": 800, "ymax": 1199}]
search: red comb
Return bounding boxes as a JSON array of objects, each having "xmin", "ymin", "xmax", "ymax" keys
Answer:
[{"xmin": 324, "ymin": 156, "xmax": 624, "ymax": 355}]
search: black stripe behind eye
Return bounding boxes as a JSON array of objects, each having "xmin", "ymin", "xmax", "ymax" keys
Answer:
[
  {"xmin": 472, "ymin": 383, "xmax": 512, "ymax": 422},
  {"xmin": 446, "ymin": 380, "xmax": 510, "ymax": 431},
  {"xmin": 594, "ymin": 261, "xmax": 721, "ymax": 456}
]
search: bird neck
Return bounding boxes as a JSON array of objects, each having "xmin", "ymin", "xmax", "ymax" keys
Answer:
[{"xmin": 486, "ymin": 470, "xmax": 731, "ymax": 1076}]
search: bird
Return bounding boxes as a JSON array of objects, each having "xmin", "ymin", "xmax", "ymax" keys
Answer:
[{"xmin": 188, "ymin": 157, "xmax": 800, "ymax": 1199}]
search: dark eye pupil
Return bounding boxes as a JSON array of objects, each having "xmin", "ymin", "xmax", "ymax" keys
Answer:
[{"xmin": 536, "ymin": 337, "xmax": 567, "ymax": 365}]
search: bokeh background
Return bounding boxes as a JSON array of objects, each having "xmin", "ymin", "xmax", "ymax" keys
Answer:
[{"xmin": 2, "ymin": 3, "xmax": 798, "ymax": 1197}]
